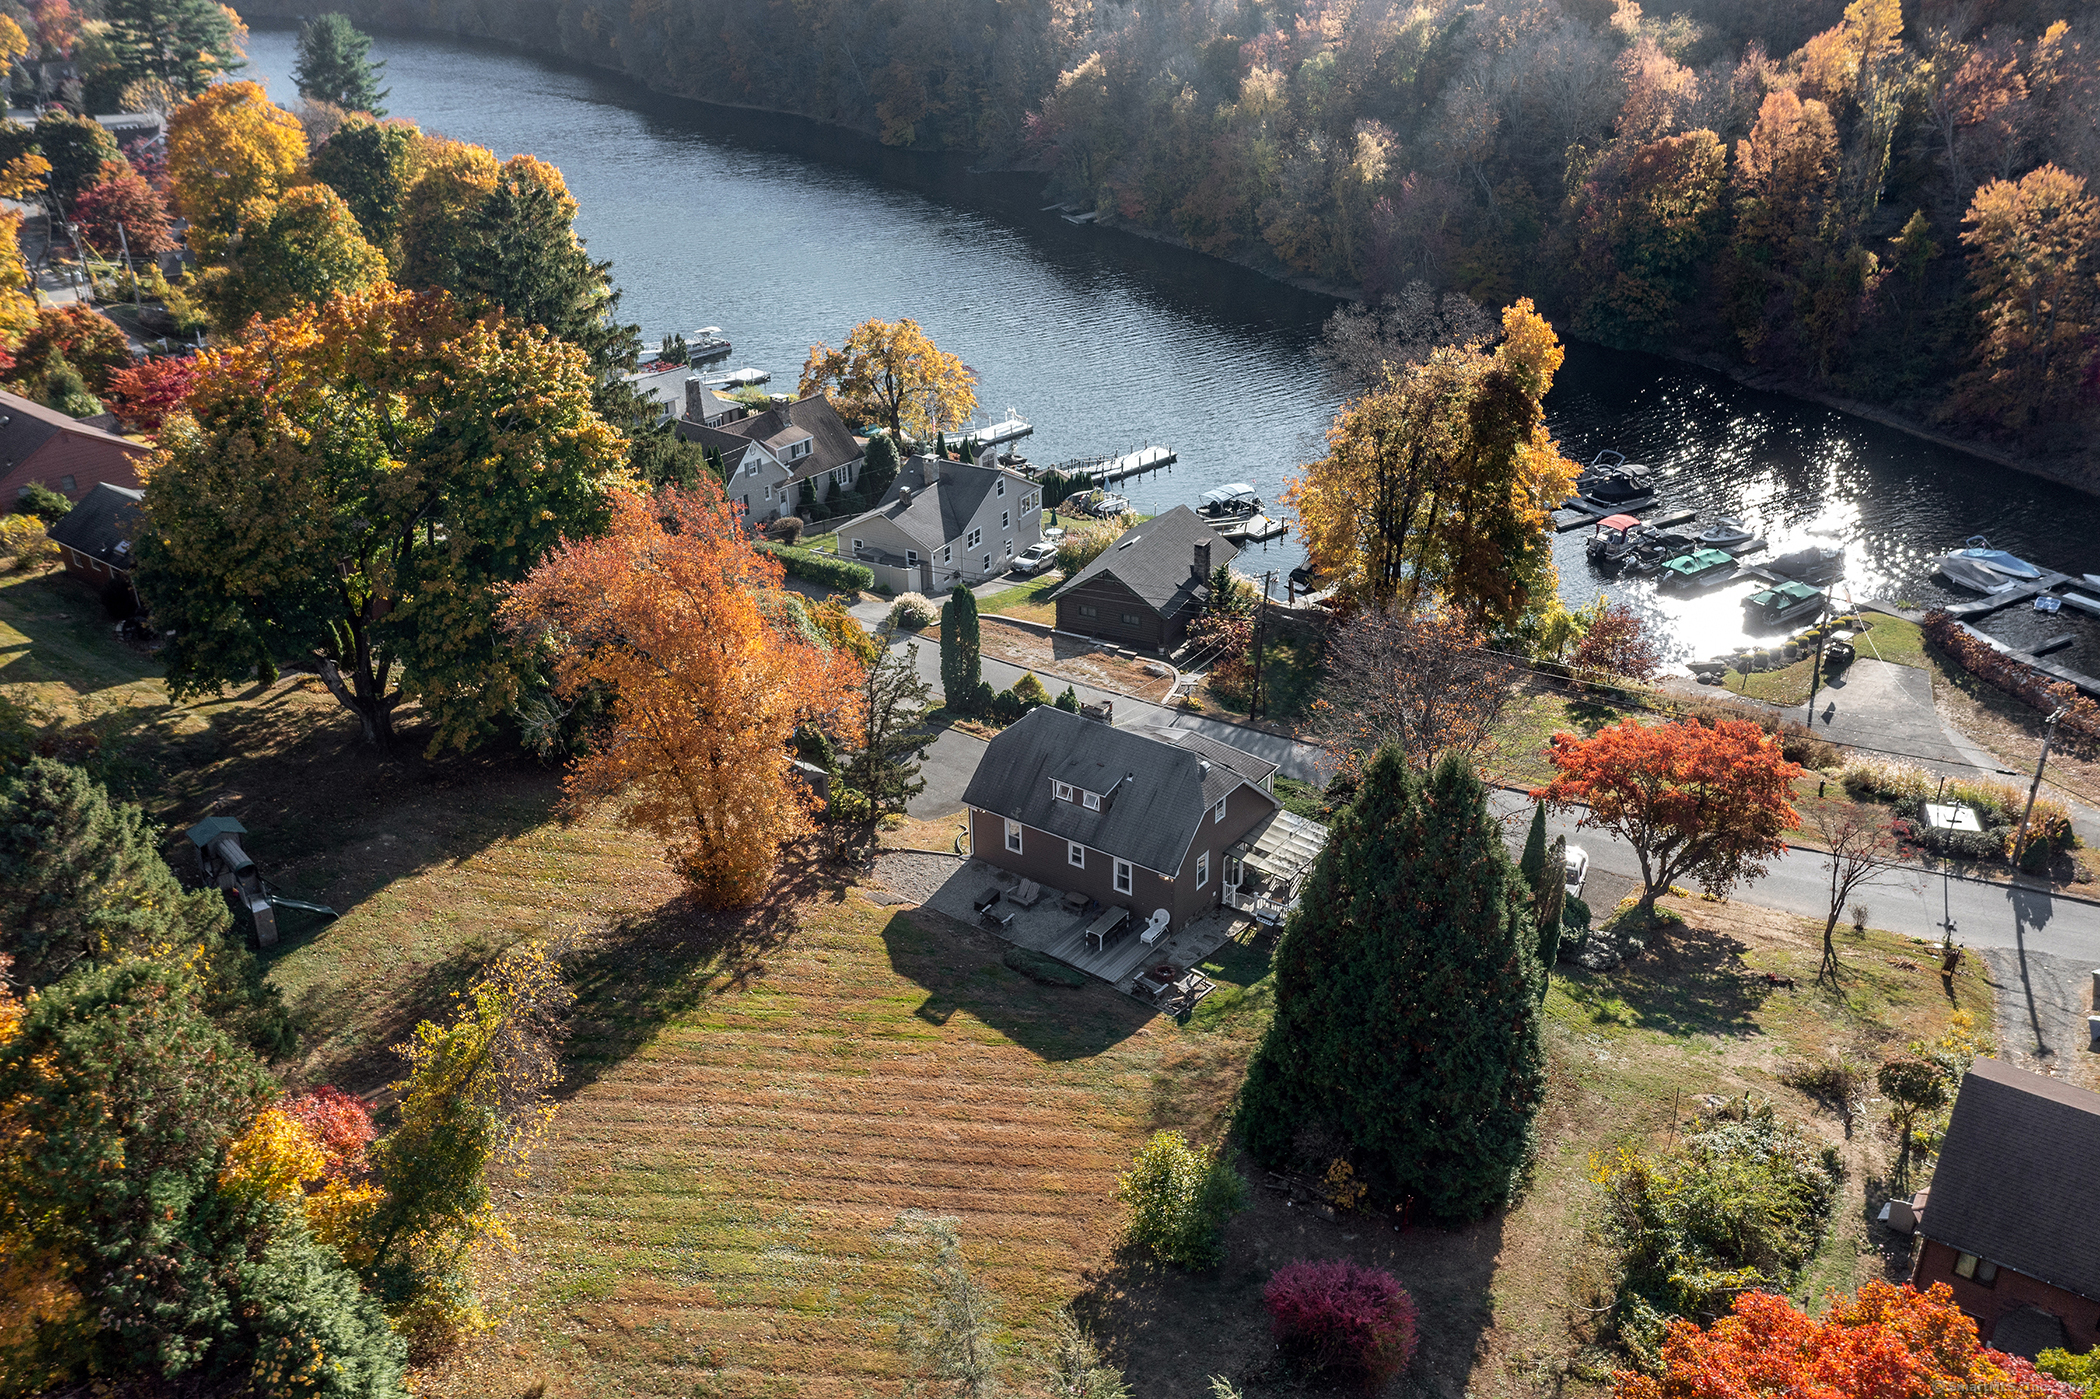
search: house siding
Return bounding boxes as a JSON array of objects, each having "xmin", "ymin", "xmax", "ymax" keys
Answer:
[
  {"xmin": 1, "ymin": 435, "xmax": 147, "ymax": 504},
  {"xmin": 967, "ymin": 772, "xmax": 1275, "ymax": 934},
  {"xmin": 1056, "ymin": 574, "xmax": 1168, "ymax": 650},
  {"xmin": 1913, "ymin": 1237, "xmax": 2100, "ymax": 1353}
]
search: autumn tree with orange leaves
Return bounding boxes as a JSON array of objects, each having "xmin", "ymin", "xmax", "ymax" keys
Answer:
[
  {"xmin": 1538, "ymin": 718, "xmax": 1801, "ymax": 920},
  {"xmin": 504, "ymin": 482, "xmax": 862, "ymax": 907},
  {"xmin": 1615, "ymin": 1281, "xmax": 2077, "ymax": 1399}
]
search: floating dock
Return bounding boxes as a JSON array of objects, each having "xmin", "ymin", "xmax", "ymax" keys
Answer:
[
  {"xmin": 1943, "ymin": 571, "xmax": 2073, "ymax": 619},
  {"xmin": 1052, "ymin": 445, "xmax": 1177, "ymax": 484}
]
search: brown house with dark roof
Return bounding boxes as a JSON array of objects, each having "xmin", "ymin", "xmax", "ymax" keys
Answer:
[
  {"xmin": 1056, "ymin": 505, "xmax": 1241, "ymax": 652},
  {"xmin": 47, "ymin": 482, "xmax": 144, "ymax": 603},
  {"xmin": 961, "ymin": 705, "xmax": 1281, "ymax": 935},
  {"xmin": 0, "ymin": 389, "xmax": 149, "ymax": 506},
  {"xmin": 1909, "ymin": 1057, "xmax": 2100, "ymax": 1358},
  {"xmin": 677, "ymin": 394, "xmax": 864, "ymax": 523}
]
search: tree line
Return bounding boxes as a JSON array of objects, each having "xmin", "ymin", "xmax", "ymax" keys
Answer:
[{"xmin": 357, "ymin": 0, "xmax": 2100, "ymax": 457}]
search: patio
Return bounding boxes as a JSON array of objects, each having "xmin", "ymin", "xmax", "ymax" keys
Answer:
[{"xmin": 915, "ymin": 855, "xmax": 1247, "ymax": 1002}]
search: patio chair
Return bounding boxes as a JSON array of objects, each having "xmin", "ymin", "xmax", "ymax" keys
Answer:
[{"xmin": 1009, "ymin": 879, "xmax": 1043, "ymax": 908}]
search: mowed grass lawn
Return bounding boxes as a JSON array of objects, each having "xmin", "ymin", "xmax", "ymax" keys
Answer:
[{"xmin": 4, "ymin": 563, "xmax": 1997, "ymax": 1397}]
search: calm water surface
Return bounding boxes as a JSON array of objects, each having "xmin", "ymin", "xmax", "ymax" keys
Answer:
[{"xmin": 244, "ymin": 28, "xmax": 2100, "ymax": 671}]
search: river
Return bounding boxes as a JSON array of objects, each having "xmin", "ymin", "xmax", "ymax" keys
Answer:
[{"xmin": 242, "ymin": 25, "xmax": 2100, "ymax": 677}]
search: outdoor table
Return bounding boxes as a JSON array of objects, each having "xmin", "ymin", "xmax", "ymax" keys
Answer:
[{"xmin": 1083, "ymin": 905, "xmax": 1130, "ymax": 952}]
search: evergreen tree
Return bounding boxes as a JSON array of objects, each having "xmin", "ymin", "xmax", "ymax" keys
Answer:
[
  {"xmin": 444, "ymin": 156, "xmax": 643, "ymax": 420},
  {"xmin": 102, "ymin": 0, "xmax": 246, "ymax": 98},
  {"xmin": 1537, "ymin": 835, "xmax": 1567, "ymax": 982},
  {"xmin": 627, "ymin": 420, "xmax": 705, "ymax": 488},
  {"xmin": 1055, "ymin": 685, "xmax": 1082, "ymax": 712},
  {"xmin": 0, "ymin": 757, "xmax": 293, "ymax": 1054},
  {"xmin": 310, "ymin": 116, "xmax": 416, "ymax": 257},
  {"xmin": 1237, "ymin": 748, "xmax": 1545, "ymax": 1222},
  {"xmin": 33, "ymin": 111, "xmax": 120, "ymax": 212},
  {"xmin": 934, "ymin": 430, "xmax": 947, "ymax": 458},
  {"xmin": 0, "ymin": 960, "xmax": 407, "ymax": 1393},
  {"xmin": 293, "ymin": 13, "xmax": 388, "ymax": 115},
  {"xmin": 939, "ymin": 583, "xmax": 981, "ymax": 713},
  {"xmin": 844, "ymin": 641, "xmax": 934, "ymax": 839},
  {"xmin": 861, "ymin": 430, "xmax": 900, "ymax": 500},
  {"xmin": 1519, "ymin": 803, "xmax": 1547, "ymax": 891}
]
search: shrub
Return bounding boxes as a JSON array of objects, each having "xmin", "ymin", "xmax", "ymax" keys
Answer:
[
  {"xmin": 1596, "ymin": 1111, "xmax": 1841, "ymax": 1368},
  {"xmin": 12, "ymin": 481, "xmax": 72, "ymax": 522},
  {"xmin": 1055, "ymin": 521, "xmax": 1122, "ymax": 576},
  {"xmin": 990, "ymin": 687, "xmax": 1026, "ymax": 724},
  {"xmin": 1925, "ymin": 610, "xmax": 2100, "ymax": 744},
  {"xmin": 1839, "ymin": 756, "xmax": 1934, "ymax": 803},
  {"xmin": 1055, "ymin": 685, "xmax": 1082, "ymax": 712},
  {"xmin": 767, "ymin": 515, "xmax": 805, "ymax": 544},
  {"xmin": 1011, "ymin": 671, "xmax": 1051, "ymax": 707},
  {"xmin": 1563, "ymin": 893, "xmax": 1592, "ymax": 932},
  {"xmin": 761, "ymin": 542, "xmax": 875, "ymax": 592},
  {"xmin": 888, "ymin": 591, "xmax": 938, "ymax": 629},
  {"xmin": 1116, "ymin": 1130, "xmax": 1246, "ymax": 1268},
  {"xmin": 0, "ymin": 514, "xmax": 57, "ymax": 571},
  {"xmin": 1263, "ymin": 1260, "xmax": 1419, "ymax": 1385}
]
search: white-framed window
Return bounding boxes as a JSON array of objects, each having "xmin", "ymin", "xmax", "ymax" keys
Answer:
[
  {"xmin": 1068, "ymin": 841, "xmax": 1085, "ymax": 868},
  {"xmin": 1083, "ymin": 791, "xmax": 1101, "ymax": 812},
  {"xmin": 833, "ymin": 464, "xmax": 851, "ymax": 486},
  {"xmin": 997, "ymin": 479, "xmax": 1006, "ymax": 496},
  {"xmin": 1113, "ymin": 859, "xmax": 1133, "ymax": 894},
  {"xmin": 788, "ymin": 439, "xmax": 811, "ymax": 460},
  {"xmin": 1004, "ymin": 819, "xmax": 1023, "ymax": 854},
  {"xmin": 1214, "ymin": 796, "xmax": 1227, "ymax": 823},
  {"xmin": 851, "ymin": 538, "xmax": 864, "ymax": 554},
  {"xmin": 1196, "ymin": 851, "xmax": 1208, "ymax": 887},
  {"xmin": 906, "ymin": 549, "xmax": 918, "ymax": 566},
  {"xmin": 1001, "ymin": 510, "xmax": 1010, "ymax": 529},
  {"xmin": 967, "ymin": 528, "xmax": 982, "ymax": 548},
  {"xmin": 763, "ymin": 484, "xmax": 772, "ymax": 500},
  {"xmin": 1053, "ymin": 780, "xmax": 1073, "ymax": 801},
  {"xmin": 1005, "ymin": 541, "xmax": 1014, "ymax": 557},
  {"xmin": 942, "ymin": 546, "xmax": 952, "ymax": 562},
  {"xmin": 745, "ymin": 458, "xmax": 759, "ymax": 476},
  {"xmin": 983, "ymin": 554, "xmax": 992, "ymax": 571}
]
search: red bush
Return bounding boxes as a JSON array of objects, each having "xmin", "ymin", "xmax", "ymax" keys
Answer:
[
  {"xmin": 1923, "ymin": 611, "xmax": 2100, "ymax": 743},
  {"xmin": 281, "ymin": 1085, "xmax": 376, "ymax": 1182},
  {"xmin": 1263, "ymin": 1259, "xmax": 1419, "ymax": 1385}
]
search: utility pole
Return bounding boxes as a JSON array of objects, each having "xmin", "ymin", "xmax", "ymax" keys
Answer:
[
  {"xmin": 2011, "ymin": 707, "xmax": 2067, "ymax": 871},
  {"xmin": 1804, "ymin": 581, "xmax": 1834, "ymax": 724},
  {"xmin": 1249, "ymin": 570, "xmax": 1274, "ymax": 720}
]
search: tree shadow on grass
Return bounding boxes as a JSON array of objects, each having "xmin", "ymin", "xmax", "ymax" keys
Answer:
[
  {"xmin": 1071, "ymin": 1192, "xmax": 1503, "ymax": 1398},
  {"xmin": 879, "ymin": 907, "xmax": 1155, "ymax": 1062},
  {"xmin": 1565, "ymin": 918, "xmax": 1773, "ymax": 1038},
  {"xmin": 559, "ymin": 844, "xmax": 857, "ymax": 1093}
]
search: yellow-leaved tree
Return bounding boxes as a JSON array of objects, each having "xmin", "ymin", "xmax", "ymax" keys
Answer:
[
  {"xmin": 1287, "ymin": 298, "xmax": 1579, "ymax": 629},
  {"xmin": 166, "ymin": 81, "xmax": 308, "ymax": 261},
  {"xmin": 799, "ymin": 317, "xmax": 977, "ymax": 440},
  {"xmin": 396, "ymin": 134, "xmax": 501, "ymax": 291}
]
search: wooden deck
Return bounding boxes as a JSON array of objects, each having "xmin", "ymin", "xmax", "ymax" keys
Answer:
[{"xmin": 1037, "ymin": 915, "xmax": 1176, "ymax": 986}]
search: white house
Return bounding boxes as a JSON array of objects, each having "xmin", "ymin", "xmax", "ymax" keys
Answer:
[
  {"xmin": 836, "ymin": 453, "xmax": 1043, "ymax": 592},
  {"xmin": 681, "ymin": 395, "xmax": 866, "ymax": 524}
]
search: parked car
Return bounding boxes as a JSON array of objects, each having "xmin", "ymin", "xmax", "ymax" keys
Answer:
[
  {"xmin": 1564, "ymin": 845, "xmax": 1589, "ymax": 900},
  {"xmin": 1013, "ymin": 541, "xmax": 1057, "ymax": 576}
]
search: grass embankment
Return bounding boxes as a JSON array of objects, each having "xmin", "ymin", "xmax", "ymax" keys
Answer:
[
  {"xmin": 1720, "ymin": 615, "xmax": 1926, "ymax": 705},
  {"xmin": 978, "ymin": 576, "xmax": 1062, "ymax": 626}
]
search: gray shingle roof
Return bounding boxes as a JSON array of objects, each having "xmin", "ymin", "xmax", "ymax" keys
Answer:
[
  {"xmin": 1061, "ymin": 505, "xmax": 1241, "ymax": 617},
  {"xmin": 47, "ymin": 481, "xmax": 143, "ymax": 569},
  {"xmin": 678, "ymin": 395, "xmax": 861, "ymax": 484},
  {"xmin": 1923, "ymin": 1057, "xmax": 2100, "ymax": 1301},
  {"xmin": 1166, "ymin": 728, "xmax": 1279, "ymax": 789},
  {"xmin": 961, "ymin": 706, "xmax": 1275, "ymax": 873},
  {"xmin": 843, "ymin": 454, "xmax": 1021, "ymax": 553}
]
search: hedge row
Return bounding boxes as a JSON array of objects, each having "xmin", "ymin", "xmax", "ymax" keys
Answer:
[
  {"xmin": 1923, "ymin": 611, "xmax": 2100, "ymax": 743},
  {"xmin": 760, "ymin": 542, "xmax": 874, "ymax": 592}
]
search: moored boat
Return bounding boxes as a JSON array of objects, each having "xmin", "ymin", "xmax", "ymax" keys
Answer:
[
  {"xmin": 1584, "ymin": 513, "xmax": 1646, "ymax": 570},
  {"xmin": 1767, "ymin": 544, "xmax": 1845, "ymax": 583},
  {"xmin": 1949, "ymin": 535, "xmax": 2042, "ymax": 579},
  {"xmin": 1658, "ymin": 547, "xmax": 1736, "ymax": 588},
  {"xmin": 1934, "ymin": 554, "xmax": 2022, "ymax": 593},
  {"xmin": 1218, "ymin": 512, "xmax": 1288, "ymax": 543},
  {"xmin": 1697, "ymin": 517, "xmax": 1756, "ymax": 551},
  {"xmin": 1743, "ymin": 579, "xmax": 1826, "ymax": 628},
  {"xmin": 1198, "ymin": 483, "xmax": 1262, "ymax": 519}
]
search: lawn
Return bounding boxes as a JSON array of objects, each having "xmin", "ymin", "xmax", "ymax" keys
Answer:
[
  {"xmin": 977, "ymin": 575, "xmax": 1063, "ymax": 626},
  {"xmin": 1718, "ymin": 614, "xmax": 1927, "ymax": 704}
]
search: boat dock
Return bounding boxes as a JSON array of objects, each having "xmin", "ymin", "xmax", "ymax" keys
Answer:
[
  {"xmin": 958, "ymin": 415, "xmax": 1033, "ymax": 448},
  {"xmin": 1053, "ymin": 445, "xmax": 1177, "ymax": 484},
  {"xmin": 1943, "ymin": 571, "xmax": 2075, "ymax": 620},
  {"xmin": 1942, "ymin": 614, "xmax": 2100, "ymax": 700},
  {"xmin": 1556, "ymin": 506, "xmax": 1695, "ymax": 534}
]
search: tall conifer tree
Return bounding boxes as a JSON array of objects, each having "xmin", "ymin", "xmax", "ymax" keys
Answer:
[
  {"xmin": 1238, "ymin": 748, "xmax": 1545, "ymax": 1221},
  {"xmin": 940, "ymin": 583, "xmax": 981, "ymax": 712}
]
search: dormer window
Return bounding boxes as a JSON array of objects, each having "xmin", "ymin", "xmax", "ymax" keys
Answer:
[
  {"xmin": 1083, "ymin": 791, "xmax": 1101, "ymax": 811},
  {"xmin": 786, "ymin": 437, "xmax": 812, "ymax": 460},
  {"xmin": 1053, "ymin": 780, "xmax": 1074, "ymax": 802}
]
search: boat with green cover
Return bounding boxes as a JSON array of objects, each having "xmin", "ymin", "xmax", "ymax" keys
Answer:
[
  {"xmin": 1743, "ymin": 579, "xmax": 1825, "ymax": 628},
  {"xmin": 1658, "ymin": 548, "xmax": 1736, "ymax": 587}
]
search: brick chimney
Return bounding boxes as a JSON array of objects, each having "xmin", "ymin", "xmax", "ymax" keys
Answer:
[
  {"xmin": 683, "ymin": 375, "xmax": 704, "ymax": 420},
  {"xmin": 1192, "ymin": 540, "xmax": 1211, "ymax": 581}
]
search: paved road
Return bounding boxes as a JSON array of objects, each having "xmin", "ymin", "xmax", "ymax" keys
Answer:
[{"xmin": 892, "ymin": 626, "xmax": 2100, "ymax": 958}]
